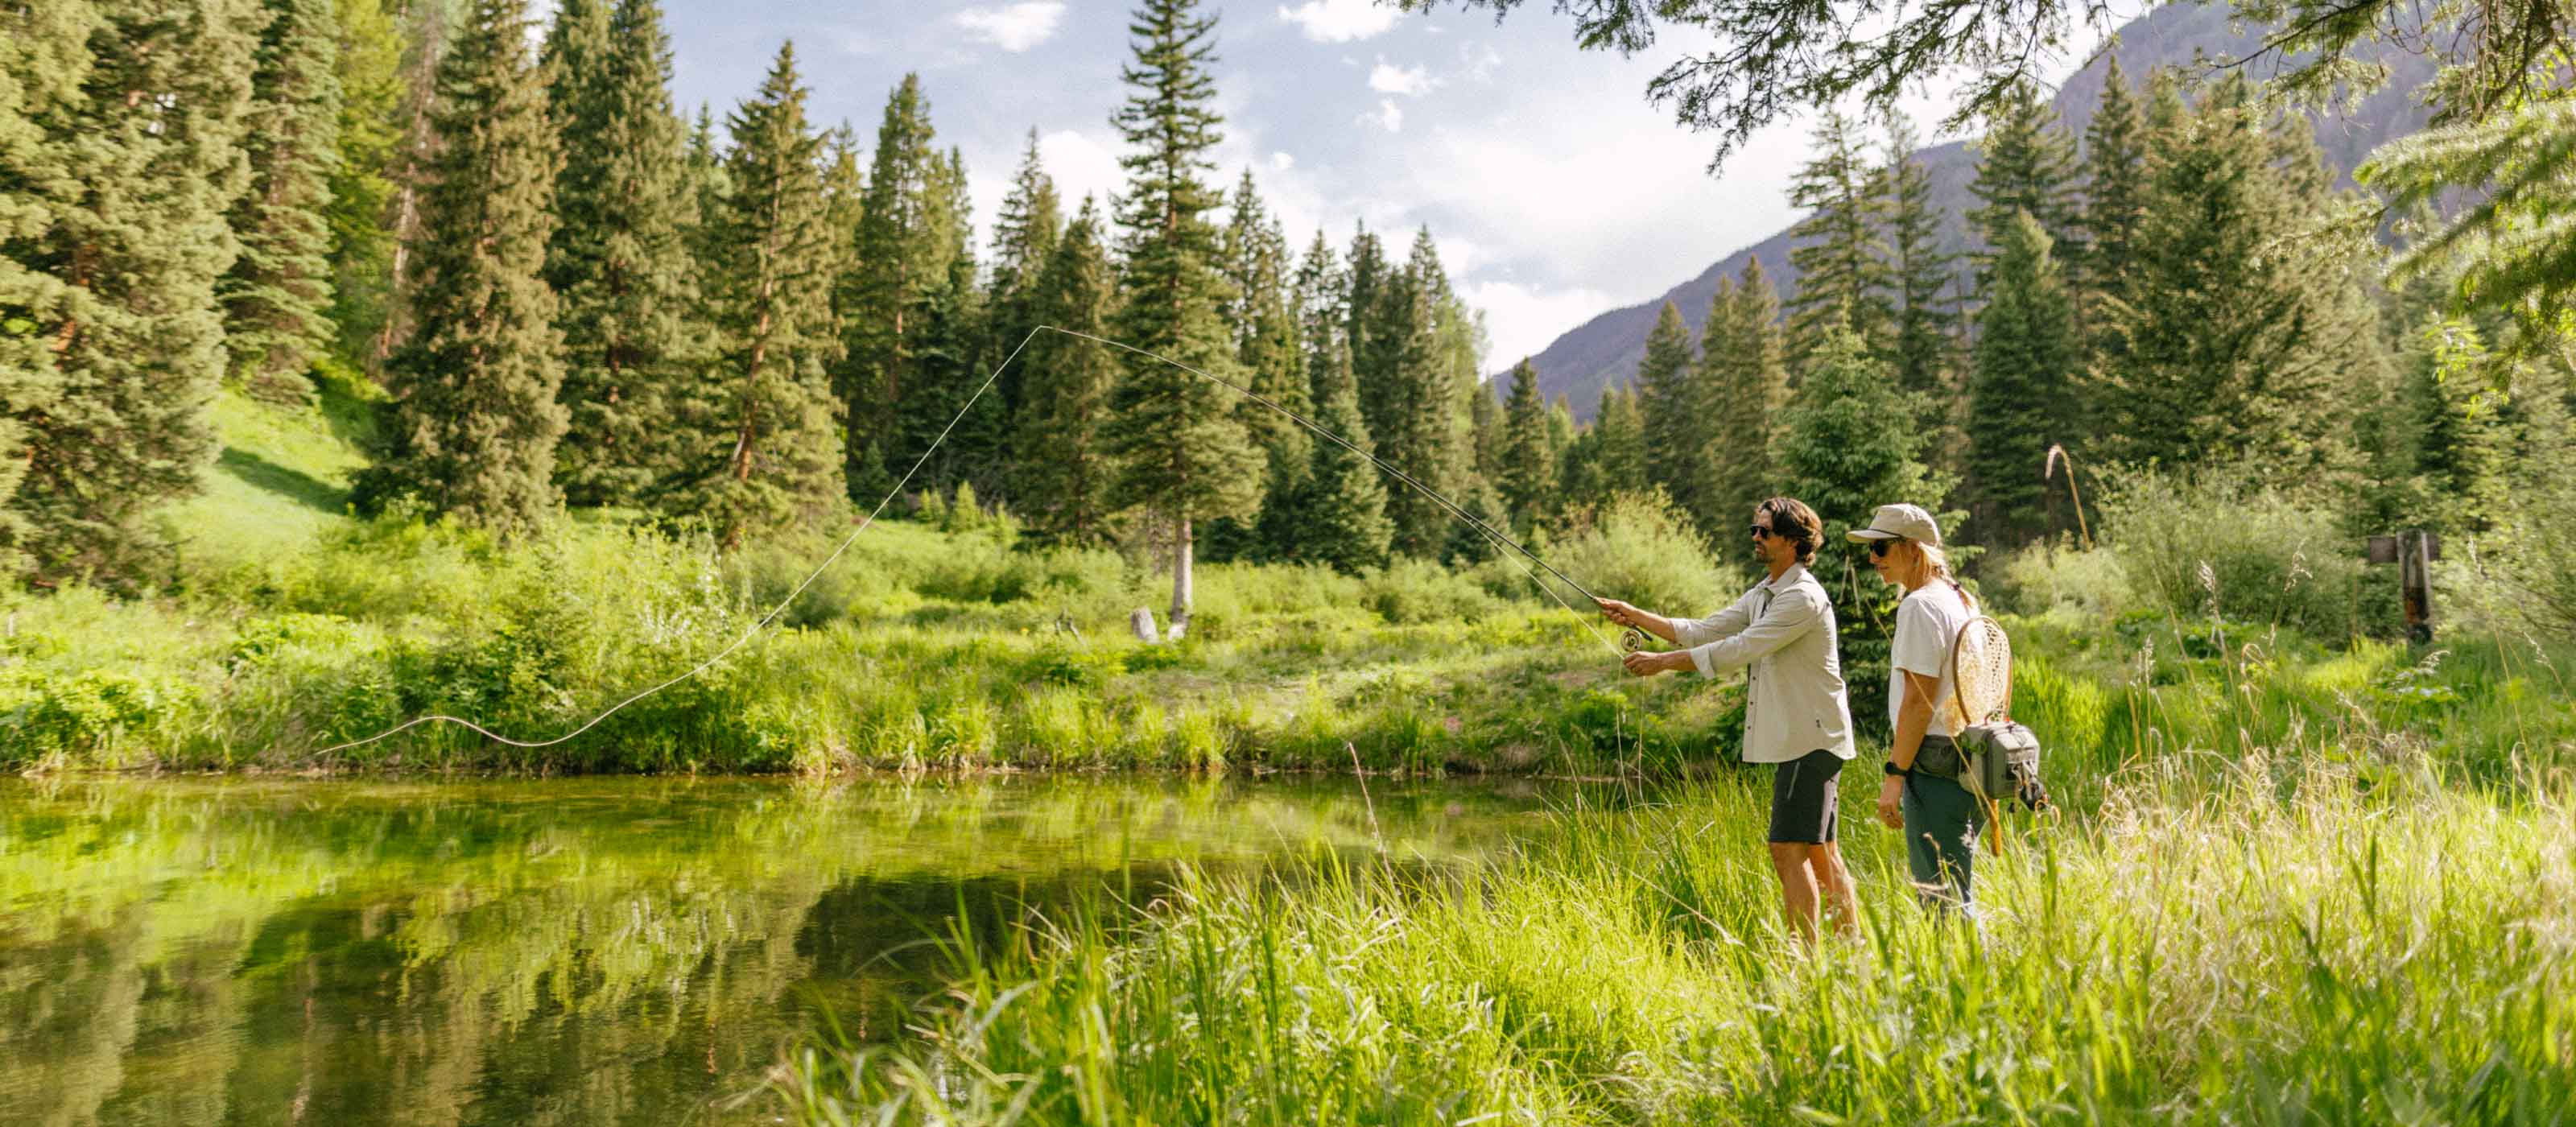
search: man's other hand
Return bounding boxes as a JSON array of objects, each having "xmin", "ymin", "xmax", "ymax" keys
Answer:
[{"xmin": 1622, "ymin": 650, "xmax": 1688, "ymax": 677}]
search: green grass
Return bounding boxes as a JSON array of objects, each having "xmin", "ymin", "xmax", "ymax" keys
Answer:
[
  {"xmin": 165, "ymin": 374, "xmax": 378, "ymax": 568},
  {"xmin": 0, "ymin": 390, "xmax": 1745, "ymax": 774},
  {"xmin": 779, "ymin": 742, "xmax": 2576, "ymax": 1124}
]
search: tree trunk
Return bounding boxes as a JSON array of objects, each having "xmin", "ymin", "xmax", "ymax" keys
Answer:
[{"xmin": 1168, "ymin": 514, "xmax": 1192, "ymax": 640}]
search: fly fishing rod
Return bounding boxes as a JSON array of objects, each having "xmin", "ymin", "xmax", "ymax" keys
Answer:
[{"xmin": 306, "ymin": 324, "xmax": 1632, "ymax": 758}]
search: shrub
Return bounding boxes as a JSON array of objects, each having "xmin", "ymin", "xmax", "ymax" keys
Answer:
[
  {"xmin": 1986, "ymin": 540, "xmax": 2135, "ymax": 619},
  {"xmin": 2096, "ymin": 467, "xmax": 2374, "ymax": 641},
  {"xmin": 1360, "ymin": 559, "xmax": 1509, "ymax": 625},
  {"xmin": 1546, "ymin": 489, "xmax": 1743, "ymax": 618},
  {"xmin": 0, "ymin": 667, "xmax": 188, "ymax": 767}
]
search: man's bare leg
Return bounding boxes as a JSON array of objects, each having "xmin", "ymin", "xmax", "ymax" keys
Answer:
[
  {"xmin": 1807, "ymin": 842, "xmax": 1857, "ymax": 938},
  {"xmin": 1769, "ymin": 842, "xmax": 1820, "ymax": 943}
]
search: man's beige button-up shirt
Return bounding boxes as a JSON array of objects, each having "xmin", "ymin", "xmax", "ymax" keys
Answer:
[{"xmin": 1673, "ymin": 564, "xmax": 1856, "ymax": 764}]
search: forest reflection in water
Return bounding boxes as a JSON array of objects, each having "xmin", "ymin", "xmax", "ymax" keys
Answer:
[{"xmin": 0, "ymin": 773, "xmax": 1598, "ymax": 1125}]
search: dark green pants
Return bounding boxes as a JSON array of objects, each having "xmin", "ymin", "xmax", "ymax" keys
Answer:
[{"xmin": 1901, "ymin": 763, "xmax": 1988, "ymax": 912}]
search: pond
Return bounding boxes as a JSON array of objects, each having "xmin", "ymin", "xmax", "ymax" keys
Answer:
[{"xmin": 0, "ymin": 774, "xmax": 1613, "ymax": 1125}]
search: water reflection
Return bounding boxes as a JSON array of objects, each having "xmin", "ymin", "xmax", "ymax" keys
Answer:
[{"xmin": 0, "ymin": 774, "xmax": 1587, "ymax": 1125}]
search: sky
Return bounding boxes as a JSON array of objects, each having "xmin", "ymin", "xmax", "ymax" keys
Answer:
[{"xmin": 651, "ymin": 1, "xmax": 2088, "ymax": 373}]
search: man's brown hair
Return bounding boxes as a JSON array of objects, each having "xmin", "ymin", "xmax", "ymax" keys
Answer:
[{"xmin": 1756, "ymin": 497, "xmax": 1823, "ymax": 564}]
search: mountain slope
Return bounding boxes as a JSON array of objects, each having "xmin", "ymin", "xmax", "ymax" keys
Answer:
[{"xmin": 1515, "ymin": 2, "xmax": 2438, "ymax": 420}]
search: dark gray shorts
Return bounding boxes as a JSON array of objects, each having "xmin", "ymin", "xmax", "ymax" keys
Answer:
[{"xmin": 1769, "ymin": 749, "xmax": 1844, "ymax": 844}]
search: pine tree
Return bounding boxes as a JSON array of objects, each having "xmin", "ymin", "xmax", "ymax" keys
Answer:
[
  {"xmin": 1775, "ymin": 328, "xmax": 1955, "ymax": 733},
  {"xmin": 357, "ymin": 0, "xmax": 564, "ymax": 533},
  {"xmin": 2, "ymin": 0, "xmax": 258, "ymax": 580},
  {"xmin": 682, "ymin": 104, "xmax": 730, "ymax": 270},
  {"xmin": 986, "ymin": 129, "xmax": 1061, "ymax": 418},
  {"xmin": 877, "ymin": 147, "xmax": 999, "ymax": 498},
  {"xmin": 1014, "ymin": 199, "xmax": 1120, "ymax": 547},
  {"xmin": 1440, "ymin": 476, "xmax": 1509, "ymax": 566},
  {"xmin": 222, "ymin": 0, "xmax": 342, "ymax": 402},
  {"xmin": 543, "ymin": 0, "xmax": 703, "ymax": 507},
  {"xmin": 2405, "ymin": 317, "xmax": 2515, "ymax": 535},
  {"xmin": 1705, "ymin": 255, "xmax": 1790, "ymax": 523},
  {"xmin": 1785, "ymin": 107, "xmax": 1893, "ymax": 365},
  {"xmin": 1256, "ymin": 228, "xmax": 1358, "ymax": 558},
  {"xmin": 323, "ymin": 0, "xmax": 403, "ymax": 367},
  {"xmin": 0, "ymin": 1, "xmax": 97, "ymax": 575},
  {"xmin": 1966, "ymin": 84, "xmax": 2079, "ymax": 287},
  {"xmin": 2094, "ymin": 76, "xmax": 2384, "ymax": 470},
  {"xmin": 888, "ymin": 241, "xmax": 1005, "ymax": 497},
  {"xmin": 1556, "ymin": 421, "xmax": 1605, "ymax": 507},
  {"xmin": 1498, "ymin": 357, "xmax": 1551, "ymax": 534},
  {"xmin": 1545, "ymin": 394, "xmax": 1576, "ymax": 467},
  {"xmin": 1344, "ymin": 221, "xmax": 1392, "ymax": 431},
  {"xmin": 1240, "ymin": 213, "xmax": 1310, "ymax": 559},
  {"xmin": 844, "ymin": 74, "xmax": 950, "ymax": 499},
  {"xmin": 1204, "ymin": 172, "xmax": 1305, "ymax": 562},
  {"xmin": 1967, "ymin": 210, "xmax": 2079, "ymax": 546},
  {"xmin": 1634, "ymin": 299, "xmax": 1712, "ymax": 535},
  {"xmin": 1596, "ymin": 384, "xmax": 1646, "ymax": 490},
  {"xmin": 820, "ymin": 125, "xmax": 866, "ymax": 415},
  {"xmin": 1102, "ymin": 0, "xmax": 1265, "ymax": 637},
  {"xmin": 663, "ymin": 42, "xmax": 842, "ymax": 547},
  {"xmin": 1368, "ymin": 231, "xmax": 1467, "ymax": 558},
  {"xmin": 1468, "ymin": 378, "xmax": 1505, "ymax": 493},
  {"xmin": 1881, "ymin": 112, "xmax": 1958, "ymax": 402},
  {"xmin": 1285, "ymin": 328, "xmax": 1392, "ymax": 573},
  {"xmin": 2075, "ymin": 55, "xmax": 2146, "ymax": 352},
  {"xmin": 372, "ymin": 0, "xmax": 452, "ymax": 366}
]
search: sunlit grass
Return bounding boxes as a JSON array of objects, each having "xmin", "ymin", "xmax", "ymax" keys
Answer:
[{"xmin": 780, "ymin": 751, "xmax": 2576, "ymax": 1124}]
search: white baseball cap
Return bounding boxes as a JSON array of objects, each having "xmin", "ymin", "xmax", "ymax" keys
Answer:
[{"xmin": 1845, "ymin": 502, "xmax": 1942, "ymax": 546}]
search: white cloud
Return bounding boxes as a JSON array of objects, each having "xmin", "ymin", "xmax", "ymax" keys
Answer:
[
  {"xmin": 1368, "ymin": 60, "xmax": 1435, "ymax": 96},
  {"xmin": 1459, "ymin": 42, "xmax": 1503, "ymax": 82},
  {"xmin": 1360, "ymin": 98, "xmax": 1404, "ymax": 133},
  {"xmin": 823, "ymin": 25, "xmax": 881, "ymax": 56},
  {"xmin": 953, "ymin": 2, "xmax": 1066, "ymax": 53},
  {"xmin": 1278, "ymin": 0, "xmax": 1399, "ymax": 43},
  {"xmin": 1269, "ymin": 151, "xmax": 1296, "ymax": 171},
  {"xmin": 1036, "ymin": 130, "xmax": 1126, "ymax": 216},
  {"xmin": 1434, "ymin": 232, "xmax": 1489, "ymax": 275},
  {"xmin": 1455, "ymin": 280, "xmax": 1620, "ymax": 376}
]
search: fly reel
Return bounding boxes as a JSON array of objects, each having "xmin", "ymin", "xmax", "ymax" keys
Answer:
[{"xmin": 1620, "ymin": 627, "xmax": 1647, "ymax": 654}]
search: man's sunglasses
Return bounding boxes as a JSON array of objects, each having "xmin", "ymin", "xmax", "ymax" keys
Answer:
[{"xmin": 1748, "ymin": 523, "xmax": 1773, "ymax": 539}]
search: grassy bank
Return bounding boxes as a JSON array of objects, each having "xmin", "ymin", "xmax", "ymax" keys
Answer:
[
  {"xmin": 9, "ymin": 390, "xmax": 2575, "ymax": 782},
  {"xmin": 2, "ymin": 390, "xmax": 1752, "ymax": 774},
  {"xmin": 778, "ymin": 692, "xmax": 2576, "ymax": 1124}
]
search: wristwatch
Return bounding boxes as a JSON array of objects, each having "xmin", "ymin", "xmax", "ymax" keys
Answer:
[{"xmin": 1882, "ymin": 760, "xmax": 1910, "ymax": 778}]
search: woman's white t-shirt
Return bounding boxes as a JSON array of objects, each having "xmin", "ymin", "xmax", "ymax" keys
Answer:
[{"xmin": 1889, "ymin": 583, "xmax": 1975, "ymax": 737}]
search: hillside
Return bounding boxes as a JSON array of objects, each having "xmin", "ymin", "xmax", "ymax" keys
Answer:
[{"xmin": 1513, "ymin": 2, "xmax": 2439, "ymax": 420}]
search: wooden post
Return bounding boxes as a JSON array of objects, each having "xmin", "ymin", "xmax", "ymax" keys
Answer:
[
  {"xmin": 2368, "ymin": 530, "xmax": 2439, "ymax": 644},
  {"xmin": 2400, "ymin": 530, "xmax": 2438, "ymax": 645}
]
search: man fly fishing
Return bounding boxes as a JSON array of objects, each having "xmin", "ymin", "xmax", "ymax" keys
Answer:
[{"xmin": 1594, "ymin": 497, "xmax": 1857, "ymax": 943}]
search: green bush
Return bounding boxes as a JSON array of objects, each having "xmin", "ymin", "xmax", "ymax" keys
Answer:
[
  {"xmin": 1987, "ymin": 540, "xmax": 2134, "ymax": 619},
  {"xmin": 0, "ymin": 667, "xmax": 189, "ymax": 767},
  {"xmin": 1360, "ymin": 559, "xmax": 1509, "ymax": 625},
  {"xmin": 1547, "ymin": 489, "xmax": 1744, "ymax": 618},
  {"xmin": 2097, "ymin": 467, "xmax": 2376, "ymax": 641}
]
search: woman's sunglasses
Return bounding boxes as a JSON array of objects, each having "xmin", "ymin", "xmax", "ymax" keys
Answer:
[{"xmin": 1868, "ymin": 538, "xmax": 1905, "ymax": 559}]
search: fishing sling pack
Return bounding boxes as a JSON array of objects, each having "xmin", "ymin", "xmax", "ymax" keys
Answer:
[{"xmin": 1943, "ymin": 614, "xmax": 2051, "ymax": 811}]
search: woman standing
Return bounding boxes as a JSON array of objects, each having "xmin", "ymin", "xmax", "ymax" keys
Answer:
[{"xmin": 1848, "ymin": 503, "xmax": 1986, "ymax": 913}]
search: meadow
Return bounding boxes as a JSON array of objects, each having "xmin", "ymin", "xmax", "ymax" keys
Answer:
[
  {"xmin": 12, "ymin": 386, "xmax": 2576, "ymax": 1125},
  {"xmin": 774, "ymin": 596, "xmax": 2576, "ymax": 1125}
]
